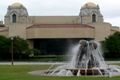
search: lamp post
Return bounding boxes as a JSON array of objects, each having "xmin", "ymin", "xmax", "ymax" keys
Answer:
[{"xmin": 11, "ymin": 37, "xmax": 14, "ymax": 66}]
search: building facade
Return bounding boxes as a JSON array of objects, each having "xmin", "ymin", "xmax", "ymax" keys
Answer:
[{"xmin": 0, "ymin": 2, "xmax": 119, "ymax": 52}]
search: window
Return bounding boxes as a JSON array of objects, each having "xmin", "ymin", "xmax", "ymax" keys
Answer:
[
  {"xmin": 12, "ymin": 14, "xmax": 17, "ymax": 23},
  {"xmin": 92, "ymin": 14, "xmax": 96, "ymax": 22}
]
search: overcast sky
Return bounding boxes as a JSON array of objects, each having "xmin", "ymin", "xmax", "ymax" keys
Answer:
[{"xmin": 0, "ymin": 0, "xmax": 120, "ymax": 27}]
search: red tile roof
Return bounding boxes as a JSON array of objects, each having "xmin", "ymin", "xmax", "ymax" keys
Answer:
[
  {"xmin": 27, "ymin": 24, "xmax": 94, "ymax": 29},
  {"xmin": 0, "ymin": 28, "xmax": 8, "ymax": 32}
]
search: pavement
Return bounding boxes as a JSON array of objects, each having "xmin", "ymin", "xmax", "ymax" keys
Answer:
[
  {"xmin": 0, "ymin": 62, "xmax": 65, "ymax": 65},
  {"xmin": 106, "ymin": 61, "xmax": 120, "ymax": 64},
  {"xmin": 0, "ymin": 61, "xmax": 120, "ymax": 65}
]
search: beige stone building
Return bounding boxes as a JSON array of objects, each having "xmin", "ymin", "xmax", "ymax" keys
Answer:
[{"xmin": 0, "ymin": 2, "xmax": 119, "ymax": 54}]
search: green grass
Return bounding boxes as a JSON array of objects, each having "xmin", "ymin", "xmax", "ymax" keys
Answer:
[{"xmin": 0, "ymin": 65, "xmax": 120, "ymax": 80}]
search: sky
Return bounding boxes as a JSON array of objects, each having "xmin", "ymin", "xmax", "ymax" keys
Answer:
[{"xmin": 0, "ymin": 0, "xmax": 120, "ymax": 27}]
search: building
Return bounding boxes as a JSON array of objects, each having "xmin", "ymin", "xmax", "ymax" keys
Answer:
[{"xmin": 0, "ymin": 2, "xmax": 119, "ymax": 54}]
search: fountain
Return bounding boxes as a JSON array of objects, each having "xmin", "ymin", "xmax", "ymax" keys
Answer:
[{"xmin": 29, "ymin": 40, "xmax": 120, "ymax": 77}]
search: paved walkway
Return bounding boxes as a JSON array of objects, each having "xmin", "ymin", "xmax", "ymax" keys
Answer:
[
  {"xmin": 0, "ymin": 61, "xmax": 120, "ymax": 65},
  {"xmin": 0, "ymin": 62, "xmax": 64, "ymax": 65},
  {"xmin": 106, "ymin": 61, "xmax": 120, "ymax": 64}
]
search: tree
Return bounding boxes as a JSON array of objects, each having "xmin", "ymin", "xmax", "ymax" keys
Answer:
[
  {"xmin": 10, "ymin": 36, "xmax": 29, "ymax": 59},
  {"xmin": 0, "ymin": 36, "xmax": 32, "ymax": 60},
  {"xmin": 103, "ymin": 32, "xmax": 120, "ymax": 58},
  {"xmin": 0, "ymin": 36, "xmax": 11, "ymax": 60}
]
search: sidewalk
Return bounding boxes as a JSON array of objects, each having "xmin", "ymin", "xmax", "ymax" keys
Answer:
[
  {"xmin": 0, "ymin": 61, "xmax": 65, "ymax": 65},
  {"xmin": 0, "ymin": 61, "xmax": 120, "ymax": 65}
]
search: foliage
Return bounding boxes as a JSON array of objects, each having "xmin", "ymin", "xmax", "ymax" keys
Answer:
[
  {"xmin": 10, "ymin": 36, "xmax": 29, "ymax": 59},
  {"xmin": 25, "ymin": 48, "xmax": 41, "ymax": 57},
  {"xmin": 30, "ymin": 55, "xmax": 65, "ymax": 61},
  {"xmin": 0, "ymin": 36, "xmax": 11, "ymax": 60},
  {"xmin": 103, "ymin": 32, "xmax": 120, "ymax": 58},
  {"xmin": 0, "ymin": 36, "xmax": 31, "ymax": 60}
]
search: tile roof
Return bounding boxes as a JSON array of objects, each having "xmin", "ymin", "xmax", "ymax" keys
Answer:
[{"xmin": 27, "ymin": 24, "xmax": 94, "ymax": 29}]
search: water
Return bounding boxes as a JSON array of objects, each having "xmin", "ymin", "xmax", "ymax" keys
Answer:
[{"xmin": 46, "ymin": 40, "xmax": 120, "ymax": 76}]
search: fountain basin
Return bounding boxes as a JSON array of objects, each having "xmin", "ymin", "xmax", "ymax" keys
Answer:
[
  {"xmin": 66, "ymin": 68, "xmax": 105, "ymax": 76},
  {"xmin": 29, "ymin": 40, "xmax": 120, "ymax": 77}
]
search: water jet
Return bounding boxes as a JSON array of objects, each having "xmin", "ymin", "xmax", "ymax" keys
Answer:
[{"xmin": 30, "ymin": 40, "xmax": 120, "ymax": 77}]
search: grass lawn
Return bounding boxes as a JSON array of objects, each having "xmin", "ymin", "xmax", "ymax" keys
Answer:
[{"xmin": 0, "ymin": 65, "xmax": 120, "ymax": 80}]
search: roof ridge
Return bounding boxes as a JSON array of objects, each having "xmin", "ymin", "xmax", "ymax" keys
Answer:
[{"xmin": 27, "ymin": 24, "xmax": 94, "ymax": 29}]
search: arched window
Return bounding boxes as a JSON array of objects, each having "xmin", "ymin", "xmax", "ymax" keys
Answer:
[
  {"xmin": 12, "ymin": 14, "xmax": 17, "ymax": 23},
  {"xmin": 92, "ymin": 14, "xmax": 96, "ymax": 22}
]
